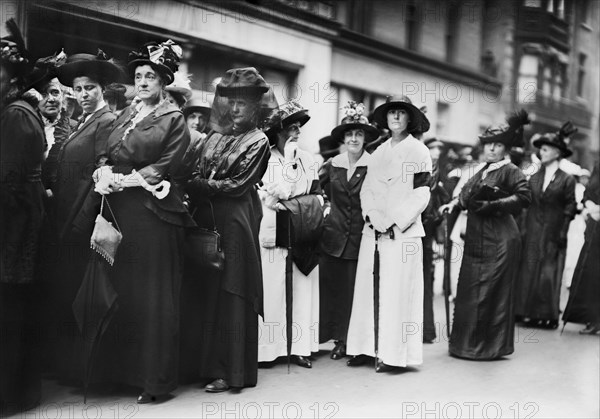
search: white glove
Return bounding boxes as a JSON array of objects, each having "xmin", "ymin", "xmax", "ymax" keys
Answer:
[
  {"xmin": 284, "ymin": 141, "xmax": 298, "ymax": 163},
  {"xmin": 266, "ymin": 182, "xmax": 291, "ymax": 201},
  {"xmin": 93, "ymin": 166, "xmax": 124, "ymax": 195},
  {"xmin": 585, "ymin": 200, "xmax": 600, "ymax": 222},
  {"xmin": 368, "ymin": 210, "xmax": 391, "ymax": 233}
]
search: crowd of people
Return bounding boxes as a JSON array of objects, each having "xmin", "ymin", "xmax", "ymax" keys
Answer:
[{"xmin": 1, "ymin": 20, "xmax": 599, "ymax": 415}]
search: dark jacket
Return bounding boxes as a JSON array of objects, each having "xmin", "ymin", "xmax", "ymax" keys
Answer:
[
  {"xmin": 320, "ymin": 151, "xmax": 371, "ymax": 260},
  {"xmin": 55, "ymin": 105, "xmax": 115, "ymax": 239}
]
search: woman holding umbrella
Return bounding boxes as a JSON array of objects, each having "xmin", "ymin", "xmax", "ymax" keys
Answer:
[
  {"xmin": 440, "ymin": 111, "xmax": 532, "ymax": 360},
  {"xmin": 516, "ymin": 123, "xmax": 577, "ymax": 329},
  {"xmin": 319, "ymin": 101, "xmax": 378, "ymax": 360},
  {"xmin": 257, "ymin": 100, "xmax": 322, "ymax": 369},
  {"xmin": 345, "ymin": 95, "xmax": 432, "ymax": 371},
  {"xmin": 185, "ymin": 67, "xmax": 274, "ymax": 392},
  {"xmin": 90, "ymin": 40, "xmax": 193, "ymax": 403}
]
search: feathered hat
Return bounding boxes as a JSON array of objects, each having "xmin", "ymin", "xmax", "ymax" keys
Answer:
[
  {"xmin": 127, "ymin": 40, "xmax": 182, "ymax": 85},
  {"xmin": 479, "ymin": 109, "xmax": 530, "ymax": 148},
  {"xmin": 57, "ymin": 49, "xmax": 123, "ymax": 87},
  {"xmin": 532, "ymin": 121, "xmax": 576, "ymax": 158},
  {"xmin": 1, "ymin": 18, "xmax": 32, "ymax": 84}
]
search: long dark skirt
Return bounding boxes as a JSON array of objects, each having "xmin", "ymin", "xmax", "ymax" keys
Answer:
[
  {"xmin": 197, "ymin": 279, "xmax": 258, "ymax": 388},
  {"xmin": 0, "ymin": 283, "xmax": 41, "ymax": 415},
  {"xmin": 563, "ymin": 220, "xmax": 600, "ymax": 326},
  {"xmin": 92, "ymin": 189, "xmax": 184, "ymax": 395},
  {"xmin": 449, "ymin": 214, "xmax": 521, "ymax": 360},
  {"xmin": 319, "ymin": 254, "xmax": 357, "ymax": 344}
]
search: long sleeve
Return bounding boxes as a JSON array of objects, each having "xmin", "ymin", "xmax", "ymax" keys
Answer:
[
  {"xmin": 94, "ymin": 113, "xmax": 115, "ymax": 167},
  {"xmin": 388, "ymin": 184, "xmax": 431, "ymax": 232},
  {"xmin": 136, "ymin": 113, "xmax": 190, "ymax": 185},
  {"xmin": 189, "ymin": 137, "xmax": 270, "ymax": 198},
  {"xmin": 563, "ymin": 174, "xmax": 577, "ymax": 219}
]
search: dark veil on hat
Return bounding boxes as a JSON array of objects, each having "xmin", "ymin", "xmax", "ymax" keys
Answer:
[{"xmin": 208, "ymin": 67, "xmax": 278, "ymax": 135}]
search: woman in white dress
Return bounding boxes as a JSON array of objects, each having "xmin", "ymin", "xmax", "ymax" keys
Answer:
[
  {"xmin": 346, "ymin": 95, "xmax": 431, "ymax": 371},
  {"xmin": 258, "ymin": 101, "xmax": 322, "ymax": 368}
]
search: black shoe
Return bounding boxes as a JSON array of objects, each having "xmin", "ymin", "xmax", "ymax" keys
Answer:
[
  {"xmin": 205, "ymin": 378, "xmax": 230, "ymax": 393},
  {"xmin": 330, "ymin": 341, "xmax": 346, "ymax": 360},
  {"xmin": 375, "ymin": 361, "xmax": 394, "ymax": 373},
  {"xmin": 258, "ymin": 360, "xmax": 277, "ymax": 369},
  {"xmin": 346, "ymin": 355, "xmax": 370, "ymax": 367},
  {"xmin": 293, "ymin": 355, "xmax": 312, "ymax": 369},
  {"xmin": 137, "ymin": 392, "xmax": 156, "ymax": 404}
]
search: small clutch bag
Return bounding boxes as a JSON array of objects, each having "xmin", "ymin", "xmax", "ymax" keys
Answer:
[{"xmin": 90, "ymin": 196, "xmax": 122, "ymax": 266}]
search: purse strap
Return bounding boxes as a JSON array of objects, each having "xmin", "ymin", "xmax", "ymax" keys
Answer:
[
  {"xmin": 191, "ymin": 199, "xmax": 218, "ymax": 232},
  {"xmin": 101, "ymin": 195, "xmax": 121, "ymax": 233}
]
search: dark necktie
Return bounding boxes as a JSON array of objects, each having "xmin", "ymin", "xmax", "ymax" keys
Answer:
[{"xmin": 75, "ymin": 112, "xmax": 90, "ymax": 131}]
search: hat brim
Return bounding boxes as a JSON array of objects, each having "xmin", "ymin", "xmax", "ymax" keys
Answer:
[
  {"xmin": 372, "ymin": 101, "xmax": 423, "ymax": 132},
  {"xmin": 331, "ymin": 122, "xmax": 381, "ymax": 144},
  {"xmin": 425, "ymin": 140, "xmax": 444, "ymax": 149},
  {"xmin": 216, "ymin": 84, "xmax": 269, "ymax": 97},
  {"xmin": 165, "ymin": 86, "xmax": 192, "ymax": 100},
  {"xmin": 266, "ymin": 110, "xmax": 311, "ymax": 145},
  {"xmin": 128, "ymin": 59, "xmax": 174, "ymax": 84},
  {"xmin": 184, "ymin": 106, "xmax": 211, "ymax": 118},
  {"xmin": 532, "ymin": 138, "xmax": 573, "ymax": 157},
  {"xmin": 57, "ymin": 61, "xmax": 122, "ymax": 87}
]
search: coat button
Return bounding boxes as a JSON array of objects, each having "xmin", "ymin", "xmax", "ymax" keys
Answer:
[
  {"xmin": 356, "ymin": 174, "xmax": 361, "ymax": 177},
  {"xmin": 346, "ymin": 219, "xmax": 350, "ymax": 225}
]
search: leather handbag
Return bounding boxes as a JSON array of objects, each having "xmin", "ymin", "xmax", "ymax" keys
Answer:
[
  {"xmin": 185, "ymin": 199, "xmax": 225, "ymax": 272},
  {"xmin": 90, "ymin": 196, "xmax": 122, "ymax": 266}
]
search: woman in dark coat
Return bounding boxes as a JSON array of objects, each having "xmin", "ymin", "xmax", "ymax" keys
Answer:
[
  {"xmin": 319, "ymin": 101, "xmax": 379, "ymax": 360},
  {"xmin": 91, "ymin": 40, "xmax": 192, "ymax": 403},
  {"xmin": 441, "ymin": 110, "xmax": 531, "ymax": 360},
  {"xmin": 185, "ymin": 67, "xmax": 272, "ymax": 392},
  {"xmin": 563, "ymin": 162, "xmax": 600, "ymax": 334},
  {"xmin": 516, "ymin": 123, "xmax": 577, "ymax": 329},
  {"xmin": 0, "ymin": 20, "xmax": 46, "ymax": 414},
  {"xmin": 44, "ymin": 51, "xmax": 120, "ymax": 381}
]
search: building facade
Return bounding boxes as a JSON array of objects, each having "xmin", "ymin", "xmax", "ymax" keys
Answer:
[{"xmin": 2, "ymin": 0, "xmax": 597, "ymax": 167}]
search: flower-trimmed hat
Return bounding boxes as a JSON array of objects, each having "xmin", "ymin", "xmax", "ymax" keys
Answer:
[
  {"xmin": 57, "ymin": 49, "xmax": 123, "ymax": 87},
  {"xmin": 479, "ymin": 109, "xmax": 530, "ymax": 148},
  {"xmin": 263, "ymin": 100, "xmax": 311, "ymax": 145},
  {"xmin": 331, "ymin": 101, "xmax": 380, "ymax": 143},
  {"xmin": 1, "ymin": 19, "xmax": 33, "ymax": 85},
  {"xmin": 216, "ymin": 67, "xmax": 269, "ymax": 98},
  {"xmin": 372, "ymin": 95, "xmax": 426, "ymax": 134},
  {"xmin": 127, "ymin": 40, "xmax": 182, "ymax": 85},
  {"xmin": 532, "ymin": 121, "xmax": 576, "ymax": 158}
]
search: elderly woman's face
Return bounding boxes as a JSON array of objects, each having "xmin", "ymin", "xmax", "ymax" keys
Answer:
[
  {"xmin": 344, "ymin": 129, "xmax": 366, "ymax": 154},
  {"xmin": 539, "ymin": 144, "xmax": 561, "ymax": 165},
  {"xmin": 38, "ymin": 82, "xmax": 64, "ymax": 120},
  {"xmin": 483, "ymin": 142, "xmax": 507, "ymax": 163},
  {"xmin": 228, "ymin": 97, "xmax": 257, "ymax": 126},
  {"xmin": 73, "ymin": 76, "xmax": 103, "ymax": 114},
  {"xmin": 134, "ymin": 65, "xmax": 162, "ymax": 103},
  {"xmin": 387, "ymin": 108, "xmax": 410, "ymax": 133}
]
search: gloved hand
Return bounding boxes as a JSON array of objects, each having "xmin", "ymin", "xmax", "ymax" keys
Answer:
[
  {"xmin": 265, "ymin": 182, "xmax": 291, "ymax": 201},
  {"xmin": 187, "ymin": 176, "xmax": 213, "ymax": 198},
  {"xmin": 93, "ymin": 166, "xmax": 123, "ymax": 195},
  {"xmin": 367, "ymin": 210, "xmax": 392, "ymax": 233}
]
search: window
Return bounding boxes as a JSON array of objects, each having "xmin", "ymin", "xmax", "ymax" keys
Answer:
[
  {"xmin": 524, "ymin": 0, "xmax": 542, "ymax": 7},
  {"xmin": 406, "ymin": 2, "xmax": 420, "ymax": 51},
  {"xmin": 553, "ymin": 63, "xmax": 565, "ymax": 100},
  {"xmin": 436, "ymin": 102, "xmax": 450, "ymax": 137},
  {"xmin": 577, "ymin": 53, "xmax": 587, "ymax": 97},
  {"xmin": 543, "ymin": 66, "xmax": 552, "ymax": 95},
  {"xmin": 445, "ymin": 2, "xmax": 459, "ymax": 63},
  {"xmin": 517, "ymin": 54, "xmax": 539, "ymax": 103}
]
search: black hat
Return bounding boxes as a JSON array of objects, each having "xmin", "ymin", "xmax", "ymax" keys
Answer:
[
  {"xmin": 331, "ymin": 101, "xmax": 380, "ymax": 143},
  {"xmin": 128, "ymin": 40, "xmax": 182, "ymax": 85},
  {"xmin": 216, "ymin": 67, "xmax": 269, "ymax": 97},
  {"xmin": 28, "ymin": 49, "xmax": 67, "ymax": 92},
  {"xmin": 532, "ymin": 121, "xmax": 576, "ymax": 158},
  {"xmin": 1, "ymin": 19, "xmax": 32, "ymax": 85},
  {"xmin": 57, "ymin": 49, "xmax": 122, "ymax": 87},
  {"xmin": 263, "ymin": 100, "xmax": 310, "ymax": 145},
  {"xmin": 319, "ymin": 135, "xmax": 340, "ymax": 159},
  {"xmin": 479, "ymin": 109, "xmax": 530, "ymax": 148},
  {"xmin": 424, "ymin": 137, "xmax": 444, "ymax": 149},
  {"xmin": 372, "ymin": 95, "xmax": 427, "ymax": 134}
]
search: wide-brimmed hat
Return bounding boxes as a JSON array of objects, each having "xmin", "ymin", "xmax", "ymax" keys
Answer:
[
  {"xmin": 479, "ymin": 109, "xmax": 530, "ymax": 148},
  {"xmin": 216, "ymin": 67, "xmax": 269, "ymax": 97},
  {"xmin": 263, "ymin": 100, "xmax": 310, "ymax": 145},
  {"xmin": 319, "ymin": 135, "xmax": 340, "ymax": 159},
  {"xmin": 165, "ymin": 71, "xmax": 192, "ymax": 104},
  {"xmin": 57, "ymin": 49, "xmax": 122, "ymax": 87},
  {"xmin": 128, "ymin": 40, "xmax": 182, "ymax": 85},
  {"xmin": 183, "ymin": 95, "xmax": 212, "ymax": 118},
  {"xmin": 372, "ymin": 95, "xmax": 426, "ymax": 134},
  {"xmin": 424, "ymin": 137, "xmax": 444, "ymax": 149},
  {"xmin": 331, "ymin": 101, "xmax": 380, "ymax": 143},
  {"xmin": 532, "ymin": 121, "xmax": 576, "ymax": 158},
  {"xmin": 28, "ymin": 49, "xmax": 67, "ymax": 92}
]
